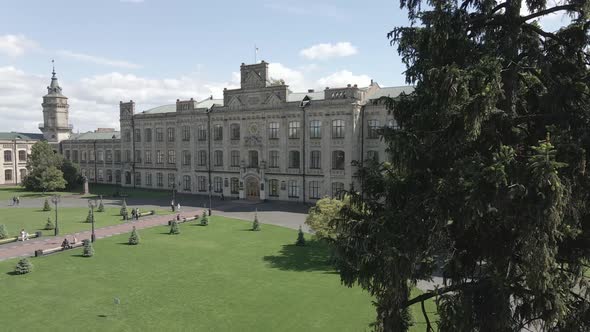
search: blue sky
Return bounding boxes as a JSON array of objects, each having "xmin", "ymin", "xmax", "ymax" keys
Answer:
[{"xmin": 0, "ymin": 0, "xmax": 572, "ymax": 133}]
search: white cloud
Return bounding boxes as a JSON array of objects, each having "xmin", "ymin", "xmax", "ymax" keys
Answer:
[
  {"xmin": 300, "ymin": 42, "xmax": 358, "ymax": 60},
  {"xmin": 316, "ymin": 70, "xmax": 371, "ymax": 89},
  {"xmin": 0, "ymin": 34, "xmax": 38, "ymax": 57},
  {"xmin": 520, "ymin": 0, "xmax": 571, "ymax": 31},
  {"xmin": 57, "ymin": 50, "xmax": 141, "ymax": 69},
  {"xmin": 264, "ymin": 3, "xmax": 345, "ymax": 19},
  {"xmin": 268, "ymin": 63, "xmax": 307, "ymax": 91}
]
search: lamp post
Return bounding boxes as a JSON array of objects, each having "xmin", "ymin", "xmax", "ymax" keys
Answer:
[
  {"xmin": 172, "ymin": 182, "xmax": 176, "ymax": 205},
  {"xmin": 88, "ymin": 198, "xmax": 98, "ymax": 242},
  {"xmin": 51, "ymin": 195, "xmax": 60, "ymax": 236}
]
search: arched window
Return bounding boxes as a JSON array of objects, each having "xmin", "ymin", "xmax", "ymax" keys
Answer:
[
  {"xmin": 230, "ymin": 177, "xmax": 240, "ymax": 194},
  {"xmin": 332, "ymin": 151, "xmax": 345, "ymax": 170},
  {"xmin": 269, "ymin": 179, "xmax": 279, "ymax": 197},
  {"xmin": 125, "ymin": 172, "xmax": 131, "ymax": 185},
  {"xmin": 5, "ymin": 170, "xmax": 13, "ymax": 181},
  {"xmin": 230, "ymin": 124, "xmax": 240, "ymax": 140},
  {"xmin": 4, "ymin": 150, "xmax": 12, "ymax": 162}
]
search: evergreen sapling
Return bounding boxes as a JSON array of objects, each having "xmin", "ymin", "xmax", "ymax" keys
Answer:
[
  {"xmin": 128, "ymin": 226, "xmax": 140, "ymax": 245},
  {"xmin": 43, "ymin": 198, "xmax": 51, "ymax": 211},
  {"xmin": 82, "ymin": 239, "xmax": 94, "ymax": 257},
  {"xmin": 97, "ymin": 201, "xmax": 104, "ymax": 212},
  {"xmin": 120, "ymin": 199, "xmax": 128, "ymax": 217},
  {"xmin": 296, "ymin": 226, "xmax": 306, "ymax": 246},
  {"xmin": 44, "ymin": 217, "xmax": 54, "ymax": 230},
  {"xmin": 0, "ymin": 224, "xmax": 7, "ymax": 239},
  {"xmin": 85, "ymin": 208, "xmax": 94, "ymax": 223},
  {"xmin": 252, "ymin": 211, "xmax": 261, "ymax": 231},
  {"xmin": 14, "ymin": 258, "xmax": 33, "ymax": 275},
  {"xmin": 169, "ymin": 221, "xmax": 180, "ymax": 234},
  {"xmin": 200, "ymin": 210, "xmax": 209, "ymax": 226}
]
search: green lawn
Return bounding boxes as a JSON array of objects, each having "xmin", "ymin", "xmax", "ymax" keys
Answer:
[
  {"xmin": 0, "ymin": 216, "xmax": 436, "ymax": 331},
  {"xmin": 0, "ymin": 186, "xmax": 82, "ymax": 201},
  {"xmin": 0, "ymin": 207, "xmax": 168, "ymax": 237},
  {"xmin": 0, "ymin": 184, "xmax": 172, "ymax": 201}
]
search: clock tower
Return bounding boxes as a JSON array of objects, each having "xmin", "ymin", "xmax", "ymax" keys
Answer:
[{"xmin": 40, "ymin": 62, "xmax": 72, "ymax": 143}]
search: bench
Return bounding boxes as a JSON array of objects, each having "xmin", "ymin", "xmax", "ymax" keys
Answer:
[
  {"xmin": 167, "ymin": 215, "xmax": 199, "ymax": 226},
  {"xmin": 0, "ymin": 232, "xmax": 42, "ymax": 245},
  {"xmin": 34, "ymin": 241, "xmax": 84, "ymax": 257}
]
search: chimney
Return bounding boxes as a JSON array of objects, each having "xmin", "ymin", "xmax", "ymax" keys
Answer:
[{"xmin": 308, "ymin": 89, "xmax": 314, "ymax": 93}]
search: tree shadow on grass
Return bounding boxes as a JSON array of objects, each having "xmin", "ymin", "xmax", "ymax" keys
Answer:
[
  {"xmin": 6, "ymin": 271, "xmax": 18, "ymax": 276},
  {"xmin": 263, "ymin": 239, "xmax": 334, "ymax": 272}
]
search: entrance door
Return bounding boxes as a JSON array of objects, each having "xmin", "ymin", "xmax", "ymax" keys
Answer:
[{"xmin": 245, "ymin": 177, "xmax": 260, "ymax": 200}]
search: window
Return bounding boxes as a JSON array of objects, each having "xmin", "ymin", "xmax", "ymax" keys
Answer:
[
  {"xmin": 167, "ymin": 150, "xmax": 176, "ymax": 164},
  {"xmin": 133, "ymin": 150, "xmax": 140, "ymax": 163},
  {"xmin": 198, "ymin": 125, "xmax": 207, "ymax": 141},
  {"xmin": 82, "ymin": 151, "xmax": 87, "ymax": 162},
  {"xmin": 387, "ymin": 119, "xmax": 399, "ymax": 129},
  {"xmin": 269, "ymin": 179, "xmax": 279, "ymax": 197},
  {"xmin": 134, "ymin": 129, "xmax": 141, "ymax": 142},
  {"xmin": 65, "ymin": 150, "xmax": 71, "ymax": 160},
  {"xmin": 332, "ymin": 151, "xmax": 345, "ymax": 170},
  {"xmin": 156, "ymin": 173, "xmax": 163, "ymax": 187},
  {"xmin": 289, "ymin": 151, "xmax": 300, "ymax": 168},
  {"xmin": 198, "ymin": 176, "xmax": 207, "ymax": 191},
  {"xmin": 167, "ymin": 128, "xmax": 175, "ymax": 142},
  {"xmin": 310, "ymin": 151, "xmax": 321, "ymax": 169},
  {"xmin": 72, "ymin": 150, "xmax": 78, "ymax": 163},
  {"xmin": 198, "ymin": 150, "xmax": 207, "ymax": 166},
  {"xmin": 98, "ymin": 150, "xmax": 104, "ymax": 162},
  {"xmin": 146, "ymin": 173, "xmax": 152, "ymax": 186},
  {"xmin": 124, "ymin": 130, "xmax": 131, "ymax": 142},
  {"xmin": 183, "ymin": 175, "xmax": 191, "ymax": 191},
  {"xmin": 168, "ymin": 173, "xmax": 175, "ymax": 188},
  {"xmin": 268, "ymin": 122, "xmax": 279, "ymax": 139},
  {"xmin": 368, "ymin": 120, "xmax": 380, "ymax": 139},
  {"xmin": 288, "ymin": 121, "xmax": 300, "ymax": 139},
  {"xmin": 125, "ymin": 150, "xmax": 131, "ymax": 162},
  {"xmin": 156, "ymin": 150, "xmax": 164, "ymax": 164},
  {"xmin": 19, "ymin": 169, "xmax": 26, "ymax": 181},
  {"xmin": 269, "ymin": 151, "xmax": 279, "ymax": 168},
  {"xmin": 114, "ymin": 150, "xmax": 121, "ymax": 163},
  {"xmin": 5, "ymin": 170, "xmax": 12, "ymax": 181},
  {"xmin": 332, "ymin": 119, "xmax": 345, "ymax": 139},
  {"xmin": 367, "ymin": 150, "xmax": 379, "ymax": 162},
  {"xmin": 182, "ymin": 126, "xmax": 190, "ymax": 141},
  {"xmin": 231, "ymin": 151, "xmax": 240, "ymax": 167},
  {"xmin": 332, "ymin": 182, "xmax": 345, "ymax": 198},
  {"xmin": 230, "ymin": 178, "xmax": 239, "ymax": 194},
  {"xmin": 248, "ymin": 150, "xmax": 258, "ymax": 168},
  {"xmin": 214, "ymin": 150, "xmax": 223, "ymax": 166},
  {"xmin": 145, "ymin": 128, "xmax": 152, "ymax": 142},
  {"xmin": 134, "ymin": 172, "xmax": 141, "ymax": 185},
  {"xmin": 230, "ymin": 124, "xmax": 240, "ymax": 140},
  {"xmin": 4, "ymin": 150, "xmax": 11, "ymax": 162},
  {"xmin": 106, "ymin": 170, "xmax": 113, "ymax": 182},
  {"xmin": 288, "ymin": 180, "xmax": 299, "ymax": 198},
  {"xmin": 182, "ymin": 150, "xmax": 191, "ymax": 166},
  {"xmin": 310, "ymin": 120, "xmax": 321, "ymax": 139},
  {"xmin": 213, "ymin": 124, "xmax": 223, "ymax": 141},
  {"xmin": 309, "ymin": 181, "xmax": 320, "ymax": 199},
  {"xmin": 18, "ymin": 150, "xmax": 26, "ymax": 161},
  {"xmin": 90, "ymin": 150, "xmax": 95, "ymax": 161},
  {"xmin": 145, "ymin": 150, "xmax": 152, "ymax": 164},
  {"xmin": 105, "ymin": 150, "xmax": 112, "ymax": 162},
  {"xmin": 214, "ymin": 177, "xmax": 222, "ymax": 192},
  {"xmin": 115, "ymin": 170, "xmax": 121, "ymax": 184},
  {"xmin": 156, "ymin": 128, "xmax": 164, "ymax": 142},
  {"xmin": 125, "ymin": 171, "xmax": 131, "ymax": 185}
]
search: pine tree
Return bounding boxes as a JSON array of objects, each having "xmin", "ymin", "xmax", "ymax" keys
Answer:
[
  {"xmin": 128, "ymin": 226, "xmax": 140, "ymax": 245},
  {"xmin": 169, "ymin": 221, "xmax": 180, "ymax": 234},
  {"xmin": 332, "ymin": 2, "xmax": 590, "ymax": 330},
  {"xmin": 97, "ymin": 201, "xmax": 104, "ymax": 212},
  {"xmin": 252, "ymin": 211, "xmax": 261, "ymax": 231},
  {"xmin": 0, "ymin": 224, "xmax": 8, "ymax": 239},
  {"xmin": 85, "ymin": 209, "xmax": 94, "ymax": 223},
  {"xmin": 295, "ymin": 226, "xmax": 305, "ymax": 246},
  {"xmin": 14, "ymin": 258, "xmax": 33, "ymax": 275},
  {"xmin": 120, "ymin": 199, "xmax": 128, "ymax": 217},
  {"xmin": 200, "ymin": 210, "xmax": 209, "ymax": 226},
  {"xmin": 44, "ymin": 217, "xmax": 54, "ymax": 230},
  {"xmin": 43, "ymin": 198, "xmax": 51, "ymax": 211},
  {"xmin": 82, "ymin": 239, "xmax": 94, "ymax": 257}
]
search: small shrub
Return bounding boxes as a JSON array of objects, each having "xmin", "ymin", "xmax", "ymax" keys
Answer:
[
  {"xmin": 44, "ymin": 217, "xmax": 55, "ymax": 230},
  {"xmin": 82, "ymin": 239, "xmax": 94, "ymax": 257},
  {"xmin": 97, "ymin": 201, "xmax": 105, "ymax": 212},
  {"xmin": 296, "ymin": 226, "xmax": 306, "ymax": 246},
  {"xmin": 14, "ymin": 258, "xmax": 33, "ymax": 275},
  {"xmin": 200, "ymin": 210, "xmax": 209, "ymax": 226},
  {"xmin": 128, "ymin": 226, "xmax": 140, "ymax": 245},
  {"xmin": 43, "ymin": 198, "xmax": 51, "ymax": 211},
  {"xmin": 169, "ymin": 221, "xmax": 180, "ymax": 234},
  {"xmin": 252, "ymin": 212, "xmax": 261, "ymax": 231},
  {"xmin": 120, "ymin": 199, "xmax": 128, "ymax": 217},
  {"xmin": 0, "ymin": 224, "xmax": 8, "ymax": 239},
  {"xmin": 85, "ymin": 209, "xmax": 94, "ymax": 223}
]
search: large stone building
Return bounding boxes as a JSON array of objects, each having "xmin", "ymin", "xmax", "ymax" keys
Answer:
[{"xmin": 3, "ymin": 61, "xmax": 412, "ymax": 202}]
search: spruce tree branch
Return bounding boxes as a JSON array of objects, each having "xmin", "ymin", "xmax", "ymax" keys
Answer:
[
  {"xmin": 404, "ymin": 281, "xmax": 479, "ymax": 307},
  {"xmin": 522, "ymin": 23, "xmax": 567, "ymax": 45},
  {"xmin": 521, "ymin": 4, "xmax": 576, "ymax": 22},
  {"xmin": 421, "ymin": 299, "xmax": 434, "ymax": 332}
]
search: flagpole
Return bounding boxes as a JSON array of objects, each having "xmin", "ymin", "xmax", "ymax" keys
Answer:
[{"xmin": 254, "ymin": 45, "xmax": 257, "ymax": 63}]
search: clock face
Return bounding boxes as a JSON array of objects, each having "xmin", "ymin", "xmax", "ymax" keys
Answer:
[{"xmin": 249, "ymin": 123, "xmax": 259, "ymax": 135}]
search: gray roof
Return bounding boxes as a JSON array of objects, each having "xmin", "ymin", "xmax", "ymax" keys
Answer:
[
  {"xmin": 68, "ymin": 131, "xmax": 120, "ymax": 141},
  {"xmin": 142, "ymin": 104, "xmax": 176, "ymax": 114},
  {"xmin": 142, "ymin": 98, "xmax": 224, "ymax": 114},
  {"xmin": 287, "ymin": 91, "xmax": 325, "ymax": 102},
  {"xmin": 0, "ymin": 132, "xmax": 44, "ymax": 141},
  {"xmin": 197, "ymin": 98, "xmax": 223, "ymax": 109},
  {"xmin": 366, "ymin": 86, "xmax": 414, "ymax": 100}
]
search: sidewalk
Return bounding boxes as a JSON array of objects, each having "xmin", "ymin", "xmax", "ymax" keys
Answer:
[{"xmin": 0, "ymin": 209, "xmax": 201, "ymax": 262}]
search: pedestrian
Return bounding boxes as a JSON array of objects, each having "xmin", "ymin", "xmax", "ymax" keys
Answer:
[
  {"xmin": 12, "ymin": 196, "xmax": 15, "ymax": 206},
  {"xmin": 171, "ymin": 200, "xmax": 175, "ymax": 212},
  {"xmin": 16, "ymin": 196, "xmax": 20, "ymax": 206},
  {"xmin": 131, "ymin": 208, "xmax": 136, "ymax": 220},
  {"xmin": 221, "ymin": 193, "xmax": 225, "ymax": 201},
  {"xmin": 177, "ymin": 203, "xmax": 181, "ymax": 212},
  {"xmin": 176, "ymin": 213, "xmax": 180, "ymax": 221}
]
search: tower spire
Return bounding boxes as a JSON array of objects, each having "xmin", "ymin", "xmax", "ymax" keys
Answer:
[{"xmin": 51, "ymin": 59, "xmax": 56, "ymax": 78}]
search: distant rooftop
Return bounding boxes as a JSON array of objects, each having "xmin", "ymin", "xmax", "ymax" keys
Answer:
[
  {"xmin": 68, "ymin": 131, "xmax": 120, "ymax": 141},
  {"xmin": 0, "ymin": 132, "xmax": 44, "ymax": 141},
  {"xmin": 141, "ymin": 98, "xmax": 224, "ymax": 114}
]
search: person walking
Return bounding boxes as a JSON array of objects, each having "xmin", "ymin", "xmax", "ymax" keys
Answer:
[
  {"xmin": 171, "ymin": 200, "xmax": 175, "ymax": 212},
  {"xmin": 177, "ymin": 203, "xmax": 181, "ymax": 212},
  {"xmin": 16, "ymin": 196, "xmax": 20, "ymax": 206}
]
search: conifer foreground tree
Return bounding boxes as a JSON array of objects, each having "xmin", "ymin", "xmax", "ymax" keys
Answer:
[{"xmin": 333, "ymin": 1, "xmax": 590, "ymax": 331}]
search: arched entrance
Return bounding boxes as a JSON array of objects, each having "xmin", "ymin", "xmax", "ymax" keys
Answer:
[{"xmin": 245, "ymin": 176, "xmax": 260, "ymax": 200}]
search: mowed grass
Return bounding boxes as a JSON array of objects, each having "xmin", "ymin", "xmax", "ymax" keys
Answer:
[
  {"xmin": 0, "ymin": 186, "xmax": 82, "ymax": 200},
  {"xmin": 0, "ymin": 216, "xmax": 436, "ymax": 331},
  {"xmin": 0, "ymin": 184, "xmax": 171, "ymax": 201},
  {"xmin": 0, "ymin": 207, "xmax": 168, "ymax": 237}
]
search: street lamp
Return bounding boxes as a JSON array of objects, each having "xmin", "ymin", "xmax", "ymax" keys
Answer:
[
  {"xmin": 51, "ymin": 195, "xmax": 60, "ymax": 236},
  {"xmin": 88, "ymin": 198, "xmax": 98, "ymax": 242}
]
